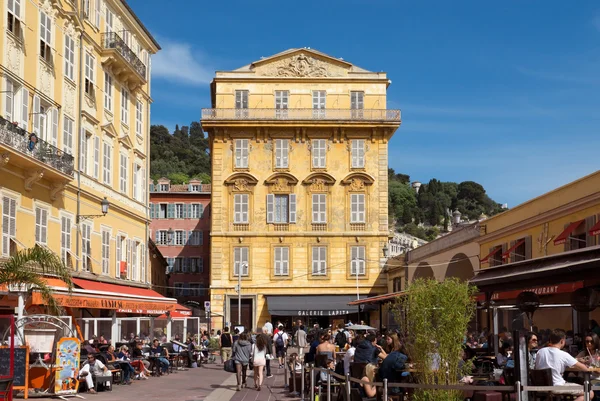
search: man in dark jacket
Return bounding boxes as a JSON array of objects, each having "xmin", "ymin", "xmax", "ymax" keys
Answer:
[
  {"xmin": 261, "ymin": 328, "xmax": 274, "ymax": 378},
  {"xmin": 354, "ymin": 334, "xmax": 386, "ymax": 364},
  {"xmin": 379, "ymin": 349, "xmax": 408, "ymax": 394}
]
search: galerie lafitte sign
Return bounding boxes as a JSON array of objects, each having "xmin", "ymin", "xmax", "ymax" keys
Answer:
[
  {"xmin": 31, "ymin": 293, "xmax": 176, "ymax": 314},
  {"xmin": 297, "ymin": 310, "xmax": 350, "ymax": 316}
]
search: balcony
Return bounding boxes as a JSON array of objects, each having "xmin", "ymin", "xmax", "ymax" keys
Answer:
[
  {"xmin": 0, "ymin": 116, "xmax": 74, "ymax": 181},
  {"xmin": 201, "ymin": 108, "xmax": 401, "ymax": 124},
  {"xmin": 101, "ymin": 32, "xmax": 147, "ymax": 88}
]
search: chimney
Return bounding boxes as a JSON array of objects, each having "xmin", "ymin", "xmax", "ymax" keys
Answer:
[{"xmin": 411, "ymin": 181, "xmax": 422, "ymax": 194}]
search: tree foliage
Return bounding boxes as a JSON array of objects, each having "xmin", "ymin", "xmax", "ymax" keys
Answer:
[
  {"xmin": 150, "ymin": 122, "xmax": 211, "ymax": 183},
  {"xmin": 388, "ymin": 169, "xmax": 504, "ymax": 240},
  {"xmin": 392, "ymin": 279, "xmax": 476, "ymax": 401}
]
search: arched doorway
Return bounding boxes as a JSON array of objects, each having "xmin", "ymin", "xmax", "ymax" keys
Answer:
[
  {"xmin": 445, "ymin": 253, "xmax": 474, "ymax": 281},
  {"xmin": 413, "ymin": 262, "xmax": 434, "ymax": 281}
]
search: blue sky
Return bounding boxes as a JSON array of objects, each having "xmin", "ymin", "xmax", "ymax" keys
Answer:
[{"xmin": 130, "ymin": 0, "xmax": 600, "ymax": 207}]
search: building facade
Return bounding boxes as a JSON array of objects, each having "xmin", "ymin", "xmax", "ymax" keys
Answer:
[
  {"xmin": 201, "ymin": 48, "xmax": 401, "ymax": 330},
  {"xmin": 0, "ymin": 0, "xmax": 171, "ymax": 334},
  {"xmin": 149, "ymin": 178, "xmax": 211, "ymax": 311}
]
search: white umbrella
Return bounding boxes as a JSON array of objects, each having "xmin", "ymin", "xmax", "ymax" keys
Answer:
[{"xmin": 346, "ymin": 324, "xmax": 376, "ymax": 331}]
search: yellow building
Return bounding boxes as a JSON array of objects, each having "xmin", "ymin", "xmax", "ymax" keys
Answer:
[
  {"xmin": 201, "ymin": 48, "xmax": 401, "ymax": 330},
  {"xmin": 472, "ymin": 171, "xmax": 600, "ymax": 334},
  {"xmin": 0, "ymin": 0, "xmax": 174, "ymax": 337}
]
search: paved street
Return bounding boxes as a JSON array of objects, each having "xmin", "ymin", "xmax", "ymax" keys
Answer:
[{"xmin": 25, "ymin": 362, "xmax": 300, "ymax": 401}]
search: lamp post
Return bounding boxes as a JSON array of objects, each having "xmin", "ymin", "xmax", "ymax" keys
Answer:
[
  {"xmin": 76, "ymin": 197, "xmax": 110, "ymax": 223},
  {"xmin": 167, "ymin": 227, "xmax": 174, "ymax": 245},
  {"xmin": 237, "ymin": 263, "xmax": 247, "ymax": 327},
  {"xmin": 354, "ymin": 244, "xmax": 390, "ymax": 324}
]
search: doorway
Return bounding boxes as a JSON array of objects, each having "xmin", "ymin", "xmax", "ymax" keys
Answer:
[{"xmin": 229, "ymin": 298, "xmax": 253, "ymax": 331}]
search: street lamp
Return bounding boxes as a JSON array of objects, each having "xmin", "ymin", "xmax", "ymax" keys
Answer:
[
  {"xmin": 237, "ymin": 263, "xmax": 247, "ymax": 327},
  {"xmin": 76, "ymin": 197, "xmax": 110, "ymax": 223},
  {"xmin": 354, "ymin": 244, "xmax": 390, "ymax": 323}
]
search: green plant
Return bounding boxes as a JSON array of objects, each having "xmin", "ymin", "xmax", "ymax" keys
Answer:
[
  {"xmin": 0, "ymin": 246, "xmax": 74, "ymax": 315},
  {"xmin": 207, "ymin": 337, "xmax": 220, "ymax": 351},
  {"xmin": 392, "ymin": 278, "xmax": 476, "ymax": 401}
]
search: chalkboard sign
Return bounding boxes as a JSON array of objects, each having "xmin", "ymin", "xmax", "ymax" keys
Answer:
[{"xmin": 0, "ymin": 346, "xmax": 29, "ymax": 390}]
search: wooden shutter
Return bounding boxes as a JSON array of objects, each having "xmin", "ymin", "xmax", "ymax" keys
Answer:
[
  {"xmin": 51, "ymin": 108, "xmax": 58, "ymax": 146},
  {"xmin": 501, "ymin": 243, "xmax": 508, "ymax": 265},
  {"xmin": 586, "ymin": 216, "xmax": 597, "ymax": 247},
  {"xmin": 509, "ymin": 240, "xmax": 515, "ymax": 263},
  {"xmin": 116, "ymin": 236, "xmax": 121, "ymax": 274},
  {"xmin": 242, "ymin": 248, "xmax": 248, "ymax": 275},
  {"xmin": 167, "ymin": 203, "xmax": 175, "ymax": 218},
  {"xmin": 289, "ymin": 194, "xmax": 296, "ymax": 223},
  {"xmin": 266, "ymin": 194, "xmax": 274, "ymax": 223},
  {"xmin": 564, "ymin": 223, "xmax": 571, "ymax": 252},
  {"xmin": 20, "ymin": 87, "xmax": 29, "ymax": 129},
  {"xmin": 524, "ymin": 235, "xmax": 532, "ymax": 260},
  {"xmin": 5, "ymin": 80, "xmax": 13, "ymax": 121},
  {"xmin": 32, "ymin": 95, "xmax": 40, "ymax": 134}
]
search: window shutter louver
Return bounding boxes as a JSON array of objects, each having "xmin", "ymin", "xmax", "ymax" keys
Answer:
[
  {"xmin": 20, "ymin": 87, "xmax": 29, "ymax": 129},
  {"xmin": 274, "ymin": 247, "xmax": 281, "ymax": 276},
  {"xmin": 586, "ymin": 216, "xmax": 597, "ymax": 247},
  {"xmin": 564, "ymin": 223, "xmax": 571, "ymax": 252},
  {"xmin": 51, "ymin": 108, "xmax": 58, "ymax": 146},
  {"xmin": 93, "ymin": 136, "xmax": 99, "ymax": 178},
  {"xmin": 283, "ymin": 247, "xmax": 289, "ymax": 275},
  {"xmin": 266, "ymin": 194, "xmax": 274, "ymax": 223},
  {"xmin": 79, "ymin": 128, "xmax": 86, "ymax": 172},
  {"xmin": 289, "ymin": 194, "xmax": 296, "ymax": 223},
  {"xmin": 5, "ymin": 80, "xmax": 13, "ymax": 121},
  {"xmin": 33, "ymin": 95, "xmax": 40, "ymax": 134},
  {"xmin": 242, "ymin": 248, "xmax": 248, "ymax": 275},
  {"xmin": 168, "ymin": 203, "xmax": 174, "ymax": 219},
  {"xmin": 524, "ymin": 236, "xmax": 532, "ymax": 260},
  {"xmin": 509, "ymin": 240, "xmax": 515, "ymax": 263},
  {"xmin": 116, "ymin": 236, "xmax": 121, "ymax": 274},
  {"xmin": 35, "ymin": 208, "xmax": 40, "ymax": 243}
]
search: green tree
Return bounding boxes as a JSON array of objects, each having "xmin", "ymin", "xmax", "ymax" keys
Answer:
[
  {"xmin": 0, "ymin": 246, "xmax": 74, "ymax": 315},
  {"xmin": 389, "ymin": 180, "xmax": 417, "ymax": 226}
]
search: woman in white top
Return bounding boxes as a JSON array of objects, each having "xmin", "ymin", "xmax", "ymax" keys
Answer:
[{"xmin": 252, "ymin": 334, "xmax": 268, "ymax": 391}]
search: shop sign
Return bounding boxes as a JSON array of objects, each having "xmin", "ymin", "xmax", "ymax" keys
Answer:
[
  {"xmin": 297, "ymin": 310, "xmax": 350, "ymax": 316},
  {"xmin": 31, "ymin": 293, "xmax": 176, "ymax": 314},
  {"xmin": 490, "ymin": 282, "xmax": 584, "ymax": 301}
]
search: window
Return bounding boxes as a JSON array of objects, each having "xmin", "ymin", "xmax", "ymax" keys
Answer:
[
  {"xmin": 311, "ymin": 246, "xmax": 327, "ymax": 276},
  {"xmin": 135, "ymin": 100, "xmax": 143, "ymax": 137},
  {"xmin": 191, "ymin": 203, "xmax": 203, "ymax": 219},
  {"xmin": 131, "ymin": 241, "xmax": 138, "ymax": 281},
  {"xmin": 119, "ymin": 153, "xmax": 128, "ymax": 193},
  {"xmin": 49, "ymin": 108, "xmax": 58, "ymax": 147},
  {"xmin": 350, "ymin": 193, "xmax": 365, "ymax": 223},
  {"xmin": 84, "ymin": 52, "xmax": 95, "ymax": 96},
  {"xmin": 133, "ymin": 164, "xmax": 142, "ymax": 201},
  {"xmin": 7, "ymin": 0, "xmax": 21, "ymax": 36},
  {"xmin": 313, "ymin": 91, "xmax": 326, "ymax": 118},
  {"xmin": 233, "ymin": 194, "xmax": 248, "ymax": 224},
  {"xmin": 4, "ymin": 79, "xmax": 13, "ymax": 122},
  {"xmin": 60, "ymin": 216, "xmax": 71, "ymax": 266},
  {"xmin": 34, "ymin": 207, "xmax": 48, "ymax": 245},
  {"xmin": 350, "ymin": 246, "xmax": 366, "ymax": 276},
  {"xmin": 158, "ymin": 204, "xmax": 167, "ymax": 219},
  {"xmin": 190, "ymin": 258, "xmax": 203, "ymax": 273},
  {"xmin": 2, "ymin": 197, "xmax": 16, "ymax": 257},
  {"xmin": 489, "ymin": 245, "xmax": 503, "ymax": 267},
  {"xmin": 173, "ymin": 258, "xmax": 182, "ymax": 273},
  {"xmin": 235, "ymin": 90, "xmax": 248, "ymax": 118},
  {"xmin": 174, "ymin": 283, "xmax": 184, "ymax": 296},
  {"xmin": 350, "ymin": 91, "xmax": 364, "ymax": 118},
  {"xmin": 266, "ymin": 194, "xmax": 296, "ymax": 224},
  {"xmin": 94, "ymin": 0, "xmax": 101, "ymax": 27},
  {"xmin": 351, "ymin": 139, "xmax": 366, "ymax": 168},
  {"xmin": 64, "ymin": 36, "xmax": 75, "ymax": 81},
  {"xmin": 312, "ymin": 194, "xmax": 326, "ymax": 223},
  {"xmin": 40, "ymin": 11, "xmax": 52, "ymax": 63},
  {"xmin": 102, "ymin": 230, "xmax": 110, "ymax": 275},
  {"xmin": 513, "ymin": 239, "xmax": 527, "ymax": 262},
  {"xmin": 63, "ymin": 117, "xmax": 73, "ymax": 155},
  {"xmin": 105, "ymin": 6, "xmax": 113, "ymax": 33},
  {"xmin": 189, "ymin": 231, "xmax": 203, "ymax": 246},
  {"xmin": 81, "ymin": 224, "xmax": 91, "ymax": 271},
  {"xmin": 189, "ymin": 283, "xmax": 204, "ymax": 296},
  {"xmin": 93, "ymin": 136, "xmax": 100, "ymax": 179},
  {"xmin": 116, "ymin": 235, "xmax": 126, "ymax": 276},
  {"xmin": 233, "ymin": 247, "xmax": 249, "ymax": 276},
  {"xmin": 274, "ymin": 247, "xmax": 289, "ymax": 276},
  {"xmin": 275, "ymin": 90, "xmax": 288, "ymax": 118},
  {"xmin": 175, "ymin": 203, "xmax": 184, "ymax": 219},
  {"xmin": 82, "ymin": 0, "xmax": 90, "ymax": 19},
  {"xmin": 190, "ymin": 185, "xmax": 200, "ymax": 192},
  {"xmin": 156, "ymin": 230, "xmax": 168, "ymax": 245},
  {"xmin": 80, "ymin": 131, "xmax": 90, "ymax": 174},
  {"xmin": 121, "ymin": 88, "xmax": 129, "ymax": 124},
  {"xmin": 159, "ymin": 184, "xmax": 169, "ymax": 192},
  {"xmin": 140, "ymin": 243, "xmax": 146, "ymax": 282},
  {"xmin": 104, "ymin": 72, "xmax": 112, "ymax": 111},
  {"xmin": 275, "ymin": 139, "xmax": 289, "ymax": 168},
  {"xmin": 312, "ymin": 139, "xmax": 326, "ymax": 168},
  {"xmin": 175, "ymin": 230, "xmax": 184, "ymax": 246},
  {"xmin": 102, "ymin": 142, "xmax": 111, "ymax": 185},
  {"xmin": 19, "ymin": 86, "xmax": 28, "ymax": 130},
  {"xmin": 235, "ymin": 139, "xmax": 249, "ymax": 168}
]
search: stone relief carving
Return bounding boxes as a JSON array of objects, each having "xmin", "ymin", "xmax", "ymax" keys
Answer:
[
  {"xmin": 24, "ymin": 169, "xmax": 44, "ymax": 191},
  {"xmin": 273, "ymin": 178, "xmax": 289, "ymax": 192},
  {"xmin": 233, "ymin": 179, "xmax": 250, "ymax": 192},
  {"xmin": 0, "ymin": 153, "xmax": 10, "ymax": 168},
  {"xmin": 5, "ymin": 35, "xmax": 22, "ymax": 75},
  {"xmin": 39, "ymin": 63, "xmax": 53, "ymax": 97},
  {"xmin": 349, "ymin": 178, "xmax": 365, "ymax": 191},
  {"xmin": 257, "ymin": 53, "xmax": 345, "ymax": 77},
  {"xmin": 39, "ymin": 0, "xmax": 58, "ymax": 18},
  {"xmin": 63, "ymin": 80, "xmax": 76, "ymax": 117},
  {"xmin": 64, "ymin": 20, "xmax": 76, "ymax": 38},
  {"xmin": 310, "ymin": 178, "xmax": 326, "ymax": 192}
]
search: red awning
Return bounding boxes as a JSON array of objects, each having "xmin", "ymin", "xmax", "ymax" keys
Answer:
[
  {"xmin": 589, "ymin": 220, "xmax": 600, "ymax": 237},
  {"xmin": 554, "ymin": 220, "xmax": 584, "ymax": 245},
  {"xmin": 481, "ymin": 246, "xmax": 502, "ymax": 264},
  {"xmin": 475, "ymin": 281, "xmax": 584, "ymax": 302},
  {"xmin": 348, "ymin": 291, "xmax": 406, "ymax": 306},
  {"xmin": 72, "ymin": 278, "xmax": 166, "ymax": 299},
  {"xmin": 501, "ymin": 239, "xmax": 525, "ymax": 260},
  {"xmin": 156, "ymin": 311, "xmax": 190, "ymax": 319}
]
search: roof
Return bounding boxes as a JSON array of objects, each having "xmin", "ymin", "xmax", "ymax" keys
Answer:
[
  {"xmin": 120, "ymin": 0, "xmax": 161, "ymax": 50},
  {"xmin": 150, "ymin": 183, "xmax": 212, "ymax": 194},
  {"xmin": 232, "ymin": 48, "xmax": 374, "ymax": 74}
]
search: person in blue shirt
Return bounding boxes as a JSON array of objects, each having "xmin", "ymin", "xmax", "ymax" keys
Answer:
[
  {"xmin": 354, "ymin": 334, "xmax": 387, "ymax": 364},
  {"xmin": 378, "ymin": 335, "xmax": 408, "ymax": 394}
]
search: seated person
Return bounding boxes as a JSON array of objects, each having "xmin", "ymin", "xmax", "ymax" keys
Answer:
[
  {"xmin": 379, "ymin": 337, "xmax": 409, "ymax": 394},
  {"xmin": 319, "ymin": 359, "xmax": 336, "ymax": 383},
  {"xmin": 497, "ymin": 340, "xmax": 513, "ymax": 367},
  {"xmin": 115, "ymin": 345, "xmax": 135, "ymax": 384},
  {"xmin": 354, "ymin": 363, "xmax": 377, "ymax": 399},
  {"xmin": 131, "ymin": 341, "xmax": 150, "ymax": 378},
  {"xmin": 150, "ymin": 339, "xmax": 170, "ymax": 374},
  {"xmin": 354, "ymin": 334, "xmax": 387, "ymax": 364},
  {"xmin": 79, "ymin": 354, "xmax": 110, "ymax": 394}
]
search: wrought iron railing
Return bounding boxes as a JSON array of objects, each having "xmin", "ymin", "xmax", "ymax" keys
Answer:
[
  {"xmin": 201, "ymin": 108, "xmax": 402, "ymax": 121},
  {"xmin": 0, "ymin": 116, "xmax": 74, "ymax": 176},
  {"xmin": 102, "ymin": 32, "xmax": 147, "ymax": 79}
]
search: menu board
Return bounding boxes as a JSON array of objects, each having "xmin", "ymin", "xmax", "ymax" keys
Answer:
[
  {"xmin": 53, "ymin": 337, "xmax": 81, "ymax": 395},
  {"xmin": 0, "ymin": 346, "xmax": 30, "ymax": 398}
]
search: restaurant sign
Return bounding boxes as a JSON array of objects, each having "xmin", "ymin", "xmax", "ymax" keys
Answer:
[
  {"xmin": 490, "ymin": 282, "xmax": 584, "ymax": 301},
  {"xmin": 31, "ymin": 293, "xmax": 176, "ymax": 314},
  {"xmin": 297, "ymin": 310, "xmax": 351, "ymax": 316}
]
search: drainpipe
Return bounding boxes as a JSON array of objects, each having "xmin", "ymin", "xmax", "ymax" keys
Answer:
[
  {"xmin": 144, "ymin": 57, "xmax": 152, "ymax": 285},
  {"xmin": 75, "ymin": 3, "xmax": 85, "ymax": 272}
]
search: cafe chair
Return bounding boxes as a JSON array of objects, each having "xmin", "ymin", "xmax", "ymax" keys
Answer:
[
  {"xmin": 529, "ymin": 368, "xmax": 578, "ymax": 401},
  {"xmin": 0, "ymin": 378, "xmax": 13, "ymax": 400}
]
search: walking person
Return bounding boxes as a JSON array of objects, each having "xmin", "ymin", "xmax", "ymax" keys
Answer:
[
  {"xmin": 261, "ymin": 328, "xmax": 274, "ymax": 378},
  {"xmin": 295, "ymin": 325, "xmax": 307, "ymax": 357},
  {"xmin": 274, "ymin": 325, "xmax": 288, "ymax": 368},
  {"xmin": 252, "ymin": 334, "xmax": 268, "ymax": 391},
  {"xmin": 220, "ymin": 326, "xmax": 233, "ymax": 364},
  {"xmin": 233, "ymin": 332, "xmax": 252, "ymax": 391}
]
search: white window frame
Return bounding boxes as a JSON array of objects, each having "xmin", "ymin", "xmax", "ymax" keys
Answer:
[
  {"xmin": 350, "ymin": 91, "xmax": 364, "ymax": 110},
  {"xmin": 175, "ymin": 203, "xmax": 184, "ymax": 219},
  {"xmin": 39, "ymin": 11, "xmax": 52, "ymax": 63},
  {"xmin": 191, "ymin": 203, "xmax": 203, "ymax": 219},
  {"xmin": 84, "ymin": 52, "xmax": 95, "ymax": 96},
  {"xmin": 275, "ymin": 139, "xmax": 289, "ymax": 168},
  {"xmin": 104, "ymin": 71, "xmax": 112, "ymax": 111},
  {"xmin": 312, "ymin": 194, "xmax": 326, "ymax": 223},
  {"xmin": 81, "ymin": 223, "xmax": 92, "ymax": 272},
  {"xmin": 312, "ymin": 139, "xmax": 326, "ymax": 168},
  {"xmin": 4, "ymin": 79, "xmax": 13, "ymax": 122},
  {"xmin": 7, "ymin": 0, "xmax": 22, "ymax": 36},
  {"xmin": 233, "ymin": 247, "xmax": 249, "ymax": 277},
  {"xmin": 103, "ymin": 142, "xmax": 111, "ymax": 185},
  {"xmin": 157, "ymin": 230, "xmax": 168, "ymax": 245},
  {"xmin": 1, "ymin": 196, "xmax": 17, "ymax": 257},
  {"xmin": 190, "ymin": 231, "xmax": 203, "ymax": 246},
  {"xmin": 174, "ymin": 230, "xmax": 184, "ymax": 246},
  {"xmin": 350, "ymin": 246, "xmax": 366, "ymax": 276},
  {"xmin": 351, "ymin": 139, "xmax": 366, "ymax": 168},
  {"xmin": 158, "ymin": 204, "xmax": 167, "ymax": 219},
  {"xmin": 235, "ymin": 139, "xmax": 249, "ymax": 168},
  {"xmin": 233, "ymin": 194, "xmax": 248, "ymax": 224},
  {"xmin": 135, "ymin": 100, "xmax": 143, "ymax": 137},
  {"xmin": 275, "ymin": 90, "xmax": 288, "ymax": 118},
  {"xmin": 64, "ymin": 35, "xmax": 75, "ymax": 81},
  {"xmin": 274, "ymin": 246, "xmax": 289, "ymax": 276},
  {"xmin": 93, "ymin": 136, "xmax": 100, "ymax": 179},
  {"xmin": 60, "ymin": 215, "xmax": 72, "ymax": 266},
  {"xmin": 350, "ymin": 193, "xmax": 366, "ymax": 223},
  {"xmin": 312, "ymin": 90, "xmax": 326, "ymax": 118},
  {"xmin": 121, "ymin": 87, "xmax": 129, "ymax": 124},
  {"xmin": 34, "ymin": 207, "xmax": 48, "ymax": 245},
  {"xmin": 101, "ymin": 229, "xmax": 110, "ymax": 275},
  {"xmin": 63, "ymin": 117, "xmax": 73, "ymax": 155},
  {"xmin": 119, "ymin": 152, "xmax": 128, "ymax": 194},
  {"xmin": 312, "ymin": 246, "xmax": 327, "ymax": 276}
]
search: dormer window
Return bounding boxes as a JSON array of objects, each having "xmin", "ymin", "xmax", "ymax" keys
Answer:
[
  {"xmin": 159, "ymin": 184, "xmax": 169, "ymax": 192},
  {"xmin": 190, "ymin": 185, "xmax": 200, "ymax": 192}
]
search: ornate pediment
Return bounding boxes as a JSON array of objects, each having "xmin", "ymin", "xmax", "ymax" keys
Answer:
[
  {"xmin": 253, "ymin": 52, "xmax": 348, "ymax": 78},
  {"xmin": 341, "ymin": 172, "xmax": 375, "ymax": 191},
  {"xmin": 224, "ymin": 173, "xmax": 259, "ymax": 192},
  {"xmin": 302, "ymin": 173, "xmax": 336, "ymax": 192},
  {"xmin": 264, "ymin": 173, "xmax": 299, "ymax": 193}
]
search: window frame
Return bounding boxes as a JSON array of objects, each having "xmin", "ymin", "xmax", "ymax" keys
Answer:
[
  {"xmin": 235, "ymin": 139, "xmax": 249, "ymax": 169},
  {"xmin": 233, "ymin": 193, "xmax": 249, "ymax": 224},
  {"xmin": 60, "ymin": 214, "xmax": 72, "ymax": 267},
  {"xmin": 84, "ymin": 52, "xmax": 95, "ymax": 97},
  {"xmin": 135, "ymin": 100, "xmax": 143, "ymax": 138},
  {"xmin": 233, "ymin": 246, "xmax": 249, "ymax": 277},
  {"xmin": 63, "ymin": 117, "xmax": 73, "ymax": 155},
  {"xmin": 311, "ymin": 246, "xmax": 327, "ymax": 276},
  {"xmin": 350, "ymin": 193, "xmax": 366, "ymax": 223},
  {"xmin": 102, "ymin": 142, "xmax": 112, "ymax": 185},
  {"xmin": 275, "ymin": 90, "xmax": 289, "ymax": 118},
  {"xmin": 350, "ymin": 245, "xmax": 366, "ymax": 276},
  {"xmin": 7, "ymin": 0, "xmax": 22, "ymax": 37},
  {"xmin": 275, "ymin": 139, "xmax": 289, "ymax": 169},
  {"xmin": 312, "ymin": 90, "xmax": 326, "ymax": 118},
  {"xmin": 121, "ymin": 87, "xmax": 129, "ymax": 125},
  {"xmin": 351, "ymin": 139, "xmax": 366, "ymax": 169},
  {"xmin": 64, "ymin": 35, "xmax": 75, "ymax": 81},
  {"xmin": 104, "ymin": 71, "xmax": 112, "ymax": 111},
  {"xmin": 119, "ymin": 152, "xmax": 128, "ymax": 194},
  {"xmin": 101, "ymin": 229, "xmax": 110, "ymax": 275},
  {"xmin": 312, "ymin": 193, "xmax": 327, "ymax": 224},
  {"xmin": 1, "ymin": 196, "xmax": 17, "ymax": 257},
  {"xmin": 39, "ymin": 11, "xmax": 52, "ymax": 63},
  {"xmin": 273, "ymin": 246, "xmax": 290, "ymax": 276},
  {"xmin": 34, "ymin": 206, "xmax": 48, "ymax": 245},
  {"xmin": 312, "ymin": 139, "xmax": 326, "ymax": 169},
  {"xmin": 175, "ymin": 203, "xmax": 184, "ymax": 219}
]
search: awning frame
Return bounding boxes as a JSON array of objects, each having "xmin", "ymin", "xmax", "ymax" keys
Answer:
[
  {"xmin": 501, "ymin": 239, "xmax": 525, "ymax": 260},
  {"xmin": 589, "ymin": 220, "xmax": 600, "ymax": 237},
  {"xmin": 554, "ymin": 220, "xmax": 584, "ymax": 246},
  {"xmin": 348, "ymin": 291, "xmax": 406, "ymax": 306},
  {"xmin": 480, "ymin": 245, "xmax": 502, "ymax": 264}
]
